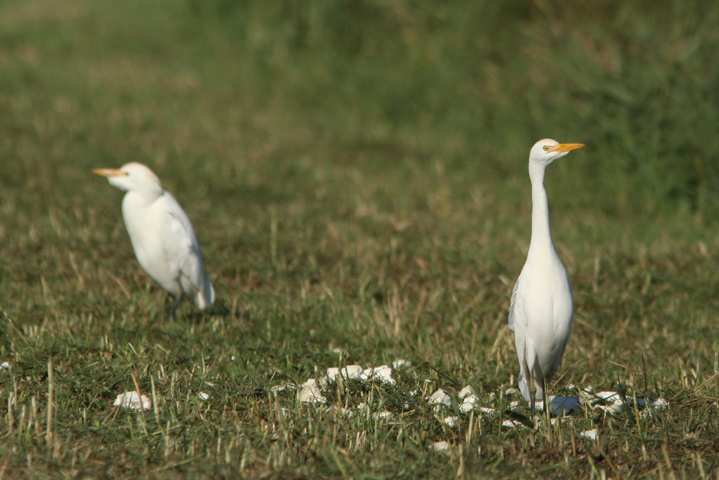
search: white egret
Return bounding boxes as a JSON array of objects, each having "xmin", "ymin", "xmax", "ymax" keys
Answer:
[
  {"xmin": 94, "ymin": 163, "xmax": 215, "ymax": 318},
  {"xmin": 508, "ymin": 139, "xmax": 585, "ymax": 415}
]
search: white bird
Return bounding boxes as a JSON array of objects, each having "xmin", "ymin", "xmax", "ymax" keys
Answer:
[
  {"xmin": 508, "ymin": 139, "xmax": 584, "ymax": 415},
  {"xmin": 94, "ymin": 163, "xmax": 215, "ymax": 318}
]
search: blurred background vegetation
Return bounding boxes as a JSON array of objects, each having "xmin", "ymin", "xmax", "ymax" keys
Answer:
[{"xmin": 2, "ymin": 0, "xmax": 719, "ymax": 219}]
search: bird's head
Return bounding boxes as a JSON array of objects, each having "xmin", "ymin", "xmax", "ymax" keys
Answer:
[
  {"xmin": 93, "ymin": 162, "xmax": 162, "ymax": 193},
  {"xmin": 529, "ymin": 139, "xmax": 585, "ymax": 166}
]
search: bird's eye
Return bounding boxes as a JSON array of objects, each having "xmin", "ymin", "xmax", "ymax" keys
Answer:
[{"xmin": 543, "ymin": 146, "xmax": 550, "ymax": 152}]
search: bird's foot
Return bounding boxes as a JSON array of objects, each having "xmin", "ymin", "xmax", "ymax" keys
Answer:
[{"xmin": 168, "ymin": 294, "xmax": 183, "ymax": 320}]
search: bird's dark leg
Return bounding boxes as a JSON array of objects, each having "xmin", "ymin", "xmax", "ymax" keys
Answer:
[
  {"xmin": 530, "ymin": 397, "xmax": 536, "ymax": 418},
  {"xmin": 529, "ymin": 372, "xmax": 536, "ymax": 419},
  {"xmin": 525, "ymin": 352, "xmax": 537, "ymax": 420},
  {"xmin": 543, "ymin": 378, "xmax": 551, "ymax": 424},
  {"xmin": 169, "ymin": 293, "xmax": 183, "ymax": 320}
]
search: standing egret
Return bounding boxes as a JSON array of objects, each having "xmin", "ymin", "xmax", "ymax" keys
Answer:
[
  {"xmin": 94, "ymin": 163, "xmax": 215, "ymax": 318},
  {"xmin": 508, "ymin": 139, "xmax": 584, "ymax": 415}
]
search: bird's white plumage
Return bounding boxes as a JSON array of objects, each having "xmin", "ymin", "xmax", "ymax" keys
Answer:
[
  {"xmin": 95, "ymin": 162, "xmax": 214, "ymax": 317},
  {"xmin": 508, "ymin": 139, "xmax": 584, "ymax": 405}
]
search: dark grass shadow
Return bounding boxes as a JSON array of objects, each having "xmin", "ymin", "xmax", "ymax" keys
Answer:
[{"xmin": 181, "ymin": 298, "xmax": 233, "ymax": 324}]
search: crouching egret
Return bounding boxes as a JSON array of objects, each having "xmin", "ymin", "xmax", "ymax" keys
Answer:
[
  {"xmin": 94, "ymin": 163, "xmax": 215, "ymax": 318},
  {"xmin": 508, "ymin": 139, "xmax": 585, "ymax": 415}
]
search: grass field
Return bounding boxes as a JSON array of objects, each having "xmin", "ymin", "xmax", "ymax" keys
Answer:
[{"xmin": 1, "ymin": 0, "xmax": 719, "ymax": 478}]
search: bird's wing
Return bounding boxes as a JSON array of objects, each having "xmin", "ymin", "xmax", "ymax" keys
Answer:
[
  {"xmin": 509, "ymin": 276, "xmax": 534, "ymax": 402},
  {"xmin": 508, "ymin": 277, "xmax": 521, "ymax": 331},
  {"xmin": 161, "ymin": 191, "xmax": 214, "ymax": 308}
]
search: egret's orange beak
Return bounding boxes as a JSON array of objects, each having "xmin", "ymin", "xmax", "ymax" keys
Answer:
[
  {"xmin": 93, "ymin": 168, "xmax": 128, "ymax": 178},
  {"xmin": 548, "ymin": 143, "xmax": 585, "ymax": 153}
]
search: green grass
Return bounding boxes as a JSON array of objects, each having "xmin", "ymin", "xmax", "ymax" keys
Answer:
[{"xmin": 1, "ymin": 0, "xmax": 719, "ymax": 478}]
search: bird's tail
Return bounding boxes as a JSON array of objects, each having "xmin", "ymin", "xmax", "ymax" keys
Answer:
[
  {"xmin": 194, "ymin": 277, "xmax": 215, "ymax": 310},
  {"xmin": 518, "ymin": 363, "xmax": 532, "ymax": 403},
  {"xmin": 518, "ymin": 349, "xmax": 537, "ymax": 403},
  {"xmin": 181, "ymin": 271, "xmax": 215, "ymax": 310}
]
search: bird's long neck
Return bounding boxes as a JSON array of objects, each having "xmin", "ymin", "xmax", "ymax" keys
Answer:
[
  {"xmin": 125, "ymin": 187, "xmax": 163, "ymax": 207},
  {"xmin": 527, "ymin": 162, "xmax": 555, "ymax": 258}
]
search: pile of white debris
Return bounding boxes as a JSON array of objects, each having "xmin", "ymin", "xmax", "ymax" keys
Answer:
[{"xmin": 111, "ymin": 358, "xmax": 669, "ymax": 452}]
